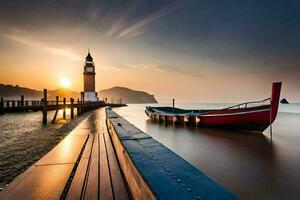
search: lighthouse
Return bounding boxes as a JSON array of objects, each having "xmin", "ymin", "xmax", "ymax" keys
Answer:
[{"xmin": 83, "ymin": 51, "xmax": 98, "ymax": 101}]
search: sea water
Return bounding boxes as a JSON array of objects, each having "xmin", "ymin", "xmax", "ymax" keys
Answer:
[
  {"xmin": 0, "ymin": 110, "xmax": 89, "ymax": 190},
  {"xmin": 113, "ymin": 103, "xmax": 300, "ymax": 200},
  {"xmin": 1, "ymin": 103, "xmax": 299, "ymax": 199}
]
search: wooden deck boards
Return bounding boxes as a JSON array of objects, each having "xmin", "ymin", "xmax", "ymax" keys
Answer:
[
  {"xmin": 0, "ymin": 108, "xmax": 130, "ymax": 200},
  {"xmin": 84, "ymin": 134, "xmax": 99, "ymax": 200},
  {"xmin": 99, "ymin": 133, "xmax": 114, "ymax": 200}
]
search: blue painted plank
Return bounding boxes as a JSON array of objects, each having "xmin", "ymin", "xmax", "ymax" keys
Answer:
[{"xmin": 106, "ymin": 108, "xmax": 239, "ymax": 200}]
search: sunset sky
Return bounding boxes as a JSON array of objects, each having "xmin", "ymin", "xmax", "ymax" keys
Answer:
[{"xmin": 0, "ymin": 0, "xmax": 299, "ymax": 102}]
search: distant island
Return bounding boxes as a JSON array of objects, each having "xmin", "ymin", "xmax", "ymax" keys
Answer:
[
  {"xmin": 0, "ymin": 84, "xmax": 157, "ymax": 103},
  {"xmin": 99, "ymin": 87, "xmax": 157, "ymax": 104},
  {"xmin": 280, "ymin": 98, "xmax": 289, "ymax": 104}
]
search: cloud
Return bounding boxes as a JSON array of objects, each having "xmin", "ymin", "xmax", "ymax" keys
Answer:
[
  {"xmin": 1, "ymin": 29, "xmax": 81, "ymax": 61},
  {"xmin": 114, "ymin": 0, "xmax": 187, "ymax": 39}
]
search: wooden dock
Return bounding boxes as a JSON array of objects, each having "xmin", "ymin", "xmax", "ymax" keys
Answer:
[
  {"xmin": 0, "ymin": 89, "xmax": 126, "ymax": 124},
  {"xmin": 0, "ymin": 108, "xmax": 130, "ymax": 200},
  {"xmin": 0, "ymin": 107, "xmax": 239, "ymax": 200}
]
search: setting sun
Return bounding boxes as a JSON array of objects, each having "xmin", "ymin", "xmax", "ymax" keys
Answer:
[{"xmin": 60, "ymin": 78, "xmax": 71, "ymax": 88}]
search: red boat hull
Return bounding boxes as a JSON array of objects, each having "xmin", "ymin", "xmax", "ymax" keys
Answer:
[
  {"xmin": 145, "ymin": 82, "xmax": 282, "ymax": 133},
  {"xmin": 199, "ymin": 105, "xmax": 271, "ymax": 132}
]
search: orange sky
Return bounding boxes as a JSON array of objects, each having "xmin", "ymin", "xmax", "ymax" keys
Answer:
[{"xmin": 0, "ymin": 1, "xmax": 300, "ymax": 102}]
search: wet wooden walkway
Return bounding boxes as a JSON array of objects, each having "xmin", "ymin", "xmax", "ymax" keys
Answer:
[{"xmin": 0, "ymin": 108, "xmax": 130, "ymax": 200}]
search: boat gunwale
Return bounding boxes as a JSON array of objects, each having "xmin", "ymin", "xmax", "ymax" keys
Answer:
[{"xmin": 145, "ymin": 104, "xmax": 271, "ymax": 117}]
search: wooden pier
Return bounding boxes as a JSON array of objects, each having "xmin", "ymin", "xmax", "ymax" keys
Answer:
[
  {"xmin": 0, "ymin": 107, "xmax": 239, "ymax": 200},
  {"xmin": 0, "ymin": 108, "xmax": 130, "ymax": 200},
  {"xmin": 0, "ymin": 89, "xmax": 126, "ymax": 124}
]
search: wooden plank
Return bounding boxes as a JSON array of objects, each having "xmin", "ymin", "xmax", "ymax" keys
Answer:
[
  {"xmin": 99, "ymin": 133, "xmax": 113, "ymax": 200},
  {"xmin": 0, "ymin": 164, "xmax": 73, "ymax": 200},
  {"xmin": 104, "ymin": 133, "xmax": 129, "ymax": 200},
  {"xmin": 36, "ymin": 134, "xmax": 88, "ymax": 165},
  {"xmin": 106, "ymin": 109, "xmax": 239, "ymax": 200},
  {"xmin": 107, "ymin": 120, "xmax": 156, "ymax": 200},
  {"xmin": 66, "ymin": 135, "xmax": 94, "ymax": 200},
  {"xmin": 83, "ymin": 134, "xmax": 99, "ymax": 200}
]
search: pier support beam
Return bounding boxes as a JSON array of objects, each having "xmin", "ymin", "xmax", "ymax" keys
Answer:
[
  {"xmin": 172, "ymin": 98, "xmax": 175, "ymax": 113},
  {"xmin": 0, "ymin": 97, "xmax": 3, "ymax": 115},
  {"xmin": 21, "ymin": 95, "xmax": 24, "ymax": 108},
  {"xmin": 51, "ymin": 96, "xmax": 59, "ymax": 123},
  {"xmin": 77, "ymin": 98, "xmax": 80, "ymax": 116},
  {"xmin": 63, "ymin": 97, "xmax": 66, "ymax": 120},
  {"xmin": 70, "ymin": 98, "xmax": 74, "ymax": 119},
  {"xmin": 42, "ymin": 89, "xmax": 47, "ymax": 124}
]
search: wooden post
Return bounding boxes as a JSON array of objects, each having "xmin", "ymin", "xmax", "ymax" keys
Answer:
[
  {"xmin": 56, "ymin": 96, "xmax": 59, "ymax": 105},
  {"xmin": 77, "ymin": 98, "xmax": 80, "ymax": 115},
  {"xmin": 12, "ymin": 101, "xmax": 15, "ymax": 107},
  {"xmin": 172, "ymin": 99, "xmax": 175, "ymax": 113},
  {"xmin": 63, "ymin": 97, "xmax": 66, "ymax": 119},
  {"xmin": 42, "ymin": 89, "xmax": 47, "ymax": 124},
  {"xmin": 0, "ymin": 97, "xmax": 3, "ymax": 115},
  {"xmin": 81, "ymin": 92, "xmax": 84, "ymax": 102},
  {"xmin": 70, "ymin": 98, "xmax": 74, "ymax": 119},
  {"xmin": 21, "ymin": 95, "xmax": 24, "ymax": 107},
  {"xmin": 25, "ymin": 100, "xmax": 28, "ymax": 107}
]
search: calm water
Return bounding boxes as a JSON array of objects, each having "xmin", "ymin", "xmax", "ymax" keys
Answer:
[
  {"xmin": 0, "ymin": 110, "xmax": 89, "ymax": 190},
  {"xmin": 113, "ymin": 103, "xmax": 300, "ymax": 200}
]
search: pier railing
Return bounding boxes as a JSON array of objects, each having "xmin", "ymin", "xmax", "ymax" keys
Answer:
[{"xmin": 0, "ymin": 89, "xmax": 126, "ymax": 124}]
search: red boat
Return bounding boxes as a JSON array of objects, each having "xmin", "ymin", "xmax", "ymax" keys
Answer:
[{"xmin": 145, "ymin": 82, "xmax": 282, "ymax": 132}]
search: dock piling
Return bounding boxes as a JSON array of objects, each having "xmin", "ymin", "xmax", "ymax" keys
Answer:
[
  {"xmin": 0, "ymin": 97, "xmax": 3, "ymax": 115},
  {"xmin": 42, "ymin": 89, "xmax": 48, "ymax": 124},
  {"xmin": 63, "ymin": 97, "xmax": 66, "ymax": 119},
  {"xmin": 172, "ymin": 98, "xmax": 175, "ymax": 113},
  {"xmin": 21, "ymin": 95, "xmax": 24, "ymax": 107},
  {"xmin": 70, "ymin": 98, "xmax": 74, "ymax": 119},
  {"xmin": 77, "ymin": 98, "xmax": 80, "ymax": 115}
]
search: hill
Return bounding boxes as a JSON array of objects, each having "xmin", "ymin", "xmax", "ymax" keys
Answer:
[
  {"xmin": 48, "ymin": 88, "xmax": 80, "ymax": 100},
  {"xmin": 0, "ymin": 84, "xmax": 157, "ymax": 103},
  {"xmin": 0, "ymin": 84, "xmax": 41, "ymax": 99},
  {"xmin": 0, "ymin": 84, "xmax": 80, "ymax": 100},
  {"xmin": 99, "ymin": 87, "xmax": 157, "ymax": 104}
]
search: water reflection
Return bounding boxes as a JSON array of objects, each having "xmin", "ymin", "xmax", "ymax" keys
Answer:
[
  {"xmin": 0, "ymin": 110, "xmax": 90, "ymax": 190},
  {"xmin": 114, "ymin": 104, "xmax": 300, "ymax": 200}
]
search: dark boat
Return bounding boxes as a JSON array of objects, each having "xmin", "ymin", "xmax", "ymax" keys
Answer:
[{"xmin": 145, "ymin": 82, "xmax": 282, "ymax": 133}]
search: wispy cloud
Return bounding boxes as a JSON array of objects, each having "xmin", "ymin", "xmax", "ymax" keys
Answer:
[
  {"xmin": 107, "ymin": 0, "xmax": 187, "ymax": 39},
  {"xmin": 128, "ymin": 60, "xmax": 167, "ymax": 70},
  {"xmin": 1, "ymin": 29, "xmax": 81, "ymax": 61}
]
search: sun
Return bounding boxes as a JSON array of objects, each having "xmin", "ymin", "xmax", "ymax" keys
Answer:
[{"xmin": 60, "ymin": 78, "xmax": 71, "ymax": 88}]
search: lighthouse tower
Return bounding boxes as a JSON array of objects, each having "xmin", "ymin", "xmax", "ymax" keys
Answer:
[{"xmin": 83, "ymin": 51, "xmax": 98, "ymax": 101}]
